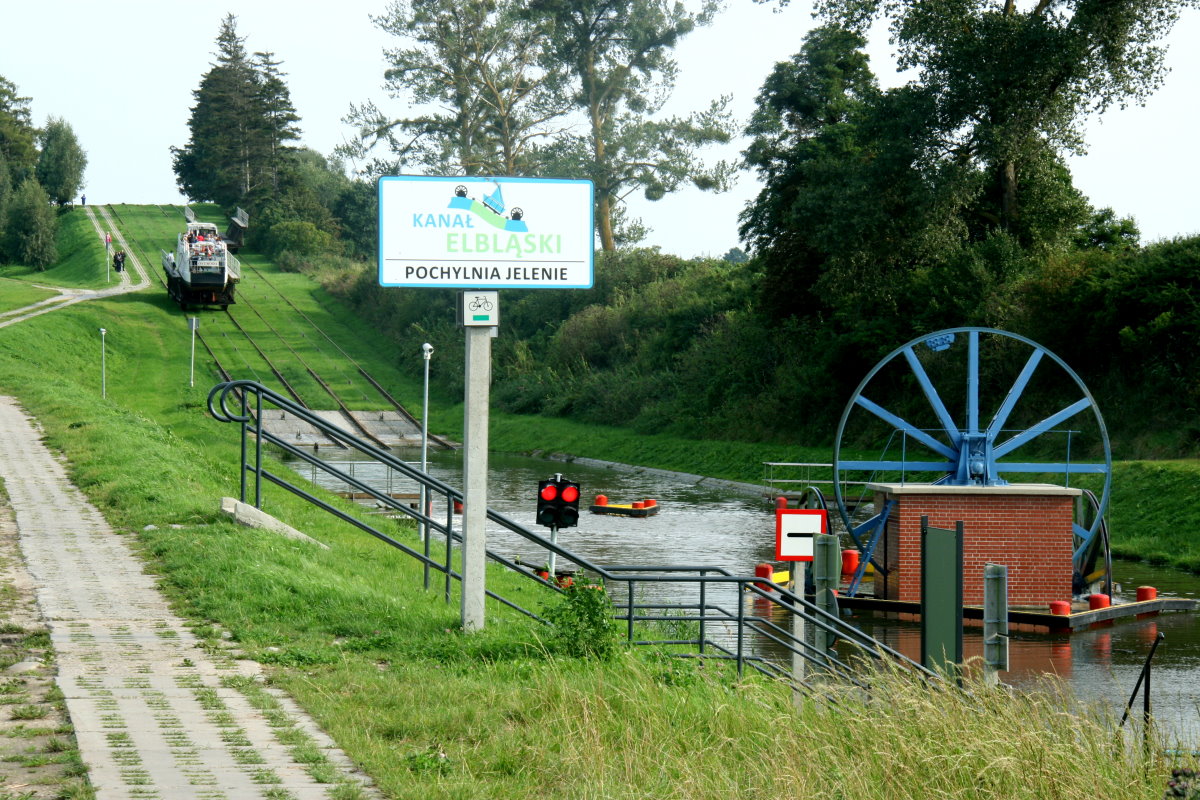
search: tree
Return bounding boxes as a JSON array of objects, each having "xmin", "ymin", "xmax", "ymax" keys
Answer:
[
  {"xmin": 36, "ymin": 117, "xmax": 87, "ymax": 206},
  {"xmin": 344, "ymin": 0, "xmax": 570, "ymax": 177},
  {"xmin": 253, "ymin": 50, "xmax": 302, "ymax": 194},
  {"xmin": 531, "ymin": 0, "xmax": 735, "ymax": 250},
  {"xmin": 0, "ymin": 75, "xmax": 37, "ymax": 187},
  {"xmin": 816, "ymin": 0, "xmax": 1196, "ymax": 232},
  {"xmin": 3, "ymin": 178, "xmax": 57, "ymax": 268},
  {"xmin": 172, "ymin": 15, "xmax": 300, "ymax": 211}
]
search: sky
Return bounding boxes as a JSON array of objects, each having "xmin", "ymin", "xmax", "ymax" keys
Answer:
[{"xmin": 4, "ymin": 1, "xmax": 1198, "ymax": 259}]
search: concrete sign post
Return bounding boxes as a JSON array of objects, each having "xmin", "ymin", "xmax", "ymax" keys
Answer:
[
  {"xmin": 379, "ymin": 175, "xmax": 594, "ymax": 633},
  {"xmin": 461, "ymin": 294, "xmax": 493, "ymax": 632}
]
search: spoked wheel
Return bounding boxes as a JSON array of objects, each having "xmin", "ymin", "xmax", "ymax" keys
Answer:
[{"xmin": 832, "ymin": 327, "xmax": 1112, "ymax": 573}]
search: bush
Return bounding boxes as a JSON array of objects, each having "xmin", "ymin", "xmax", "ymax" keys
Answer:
[{"xmin": 541, "ymin": 583, "xmax": 621, "ymax": 660}]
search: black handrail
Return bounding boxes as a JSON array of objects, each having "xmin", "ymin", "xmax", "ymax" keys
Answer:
[{"xmin": 207, "ymin": 379, "xmax": 938, "ymax": 692}]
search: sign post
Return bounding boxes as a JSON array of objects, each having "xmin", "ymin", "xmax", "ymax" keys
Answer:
[
  {"xmin": 776, "ymin": 509, "xmax": 827, "ymax": 701},
  {"xmin": 379, "ymin": 176, "xmax": 593, "ymax": 633},
  {"xmin": 460, "ymin": 293, "xmax": 494, "ymax": 632},
  {"xmin": 188, "ymin": 317, "xmax": 199, "ymax": 387}
]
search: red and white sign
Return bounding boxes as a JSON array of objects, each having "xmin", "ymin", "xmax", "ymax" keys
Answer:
[{"xmin": 775, "ymin": 509, "xmax": 827, "ymax": 561}]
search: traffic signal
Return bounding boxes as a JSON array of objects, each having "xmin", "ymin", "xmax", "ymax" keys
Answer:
[{"xmin": 536, "ymin": 476, "xmax": 581, "ymax": 528}]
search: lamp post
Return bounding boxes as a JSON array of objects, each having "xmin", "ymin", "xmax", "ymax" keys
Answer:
[
  {"xmin": 99, "ymin": 328, "xmax": 107, "ymax": 399},
  {"xmin": 421, "ymin": 342, "xmax": 433, "ymax": 543}
]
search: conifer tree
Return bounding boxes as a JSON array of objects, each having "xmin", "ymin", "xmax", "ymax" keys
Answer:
[
  {"xmin": 0, "ymin": 75, "xmax": 37, "ymax": 187},
  {"xmin": 172, "ymin": 15, "xmax": 300, "ymax": 210}
]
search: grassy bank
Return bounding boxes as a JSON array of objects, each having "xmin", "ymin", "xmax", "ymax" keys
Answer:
[{"xmin": 0, "ymin": 206, "xmax": 1192, "ymax": 797}]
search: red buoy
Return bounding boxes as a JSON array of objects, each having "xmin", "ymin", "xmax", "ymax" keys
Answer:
[
  {"xmin": 1136, "ymin": 586, "xmax": 1157, "ymax": 602},
  {"xmin": 841, "ymin": 548, "xmax": 860, "ymax": 576},
  {"xmin": 631, "ymin": 501, "xmax": 644, "ymax": 509},
  {"xmin": 754, "ymin": 563, "xmax": 774, "ymax": 591},
  {"xmin": 593, "ymin": 495, "xmax": 608, "ymax": 506},
  {"xmin": 1049, "ymin": 600, "xmax": 1072, "ymax": 616},
  {"xmin": 453, "ymin": 499, "xmax": 463, "ymax": 514},
  {"xmin": 775, "ymin": 496, "xmax": 788, "ymax": 510},
  {"xmin": 643, "ymin": 498, "xmax": 657, "ymax": 507},
  {"xmin": 1088, "ymin": 593, "xmax": 1111, "ymax": 610}
]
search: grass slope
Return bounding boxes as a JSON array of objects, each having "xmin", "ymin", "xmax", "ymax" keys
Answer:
[{"xmin": 0, "ymin": 205, "xmax": 1190, "ymax": 798}]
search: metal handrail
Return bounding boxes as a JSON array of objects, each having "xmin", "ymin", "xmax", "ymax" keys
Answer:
[{"xmin": 207, "ymin": 379, "xmax": 937, "ymax": 692}]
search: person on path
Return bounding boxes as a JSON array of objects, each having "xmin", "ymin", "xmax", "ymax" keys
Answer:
[{"xmin": 81, "ymin": 194, "xmax": 86, "ymax": 206}]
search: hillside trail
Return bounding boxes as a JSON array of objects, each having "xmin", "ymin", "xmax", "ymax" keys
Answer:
[{"xmin": 0, "ymin": 207, "xmax": 149, "ymax": 331}]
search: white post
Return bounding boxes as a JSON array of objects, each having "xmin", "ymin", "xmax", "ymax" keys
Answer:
[
  {"xmin": 189, "ymin": 319, "xmax": 197, "ymax": 387},
  {"xmin": 461, "ymin": 325, "xmax": 491, "ymax": 632},
  {"xmin": 548, "ymin": 525, "xmax": 558, "ymax": 577},
  {"xmin": 99, "ymin": 328, "xmax": 107, "ymax": 399},
  {"xmin": 792, "ymin": 561, "xmax": 806, "ymax": 709},
  {"xmin": 421, "ymin": 342, "xmax": 433, "ymax": 543}
]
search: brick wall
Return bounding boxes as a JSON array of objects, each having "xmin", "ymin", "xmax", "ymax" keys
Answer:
[{"xmin": 872, "ymin": 488, "xmax": 1075, "ymax": 606}]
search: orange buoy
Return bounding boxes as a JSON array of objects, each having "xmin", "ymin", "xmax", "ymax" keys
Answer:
[
  {"xmin": 841, "ymin": 548, "xmax": 860, "ymax": 576},
  {"xmin": 1136, "ymin": 586, "xmax": 1157, "ymax": 602},
  {"xmin": 594, "ymin": 495, "xmax": 609, "ymax": 506},
  {"xmin": 1088, "ymin": 593, "xmax": 1111, "ymax": 610},
  {"xmin": 775, "ymin": 496, "xmax": 788, "ymax": 510},
  {"xmin": 644, "ymin": 498, "xmax": 657, "ymax": 507},
  {"xmin": 754, "ymin": 562, "xmax": 774, "ymax": 591},
  {"xmin": 631, "ymin": 501, "xmax": 644, "ymax": 509},
  {"xmin": 1049, "ymin": 600, "xmax": 1072, "ymax": 616}
]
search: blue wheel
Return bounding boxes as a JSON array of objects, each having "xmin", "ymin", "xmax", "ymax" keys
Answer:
[{"xmin": 832, "ymin": 327, "xmax": 1111, "ymax": 574}]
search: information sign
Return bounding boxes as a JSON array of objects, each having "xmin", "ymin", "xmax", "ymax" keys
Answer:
[
  {"xmin": 775, "ymin": 509, "xmax": 827, "ymax": 561},
  {"xmin": 379, "ymin": 175, "xmax": 594, "ymax": 289}
]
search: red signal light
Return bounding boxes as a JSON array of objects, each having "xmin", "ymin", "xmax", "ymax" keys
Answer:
[
  {"xmin": 561, "ymin": 484, "xmax": 579, "ymax": 503},
  {"xmin": 540, "ymin": 484, "xmax": 558, "ymax": 502}
]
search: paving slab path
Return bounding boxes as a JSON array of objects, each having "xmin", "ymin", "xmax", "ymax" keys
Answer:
[{"xmin": 0, "ymin": 396, "xmax": 380, "ymax": 800}]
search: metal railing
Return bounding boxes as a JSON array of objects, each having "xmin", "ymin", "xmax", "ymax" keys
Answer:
[{"xmin": 208, "ymin": 380, "xmax": 937, "ymax": 694}]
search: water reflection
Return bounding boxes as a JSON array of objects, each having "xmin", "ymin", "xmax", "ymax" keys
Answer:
[{"xmin": 284, "ymin": 446, "xmax": 1200, "ymax": 743}]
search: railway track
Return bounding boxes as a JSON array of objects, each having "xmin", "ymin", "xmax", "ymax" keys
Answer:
[{"xmin": 111, "ymin": 206, "xmax": 445, "ymax": 449}]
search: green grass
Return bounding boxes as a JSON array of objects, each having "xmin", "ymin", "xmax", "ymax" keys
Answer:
[
  {"xmin": 0, "ymin": 278, "xmax": 58, "ymax": 314},
  {"xmin": 0, "ymin": 207, "xmax": 108, "ymax": 289},
  {"xmin": 0, "ymin": 205, "xmax": 1192, "ymax": 798}
]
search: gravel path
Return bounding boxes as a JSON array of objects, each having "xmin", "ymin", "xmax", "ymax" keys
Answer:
[{"xmin": 0, "ymin": 397, "xmax": 378, "ymax": 799}]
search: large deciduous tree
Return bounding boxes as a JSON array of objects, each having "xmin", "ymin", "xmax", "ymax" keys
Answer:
[
  {"xmin": 3, "ymin": 178, "xmax": 57, "ymax": 269},
  {"xmin": 531, "ymin": 0, "xmax": 735, "ymax": 250},
  {"xmin": 344, "ymin": 0, "xmax": 571, "ymax": 177},
  {"xmin": 36, "ymin": 117, "xmax": 87, "ymax": 206},
  {"xmin": 172, "ymin": 15, "xmax": 300, "ymax": 211},
  {"xmin": 816, "ymin": 0, "xmax": 1195, "ymax": 232},
  {"xmin": 742, "ymin": 1, "xmax": 1192, "ymax": 329}
]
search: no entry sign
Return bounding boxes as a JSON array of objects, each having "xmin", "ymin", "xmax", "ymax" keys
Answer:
[{"xmin": 775, "ymin": 509, "xmax": 828, "ymax": 561}]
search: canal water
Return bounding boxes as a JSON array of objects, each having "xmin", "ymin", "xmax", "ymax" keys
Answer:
[{"xmin": 286, "ymin": 447, "xmax": 1200, "ymax": 745}]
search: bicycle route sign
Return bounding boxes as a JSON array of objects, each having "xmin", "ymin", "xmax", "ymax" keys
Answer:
[{"xmin": 378, "ymin": 175, "xmax": 595, "ymax": 289}]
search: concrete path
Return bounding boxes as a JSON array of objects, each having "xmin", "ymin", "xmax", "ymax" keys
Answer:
[{"xmin": 0, "ymin": 397, "xmax": 379, "ymax": 799}]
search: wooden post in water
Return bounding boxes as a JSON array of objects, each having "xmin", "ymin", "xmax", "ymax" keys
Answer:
[{"xmin": 983, "ymin": 563, "xmax": 1009, "ymax": 686}]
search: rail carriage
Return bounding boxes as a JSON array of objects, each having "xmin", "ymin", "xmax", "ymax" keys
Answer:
[{"xmin": 161, "ymin": 220, "xmax": 240, "ymax": 310}]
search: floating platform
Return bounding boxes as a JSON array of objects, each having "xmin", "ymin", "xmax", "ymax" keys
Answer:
[
  {"xmin": 836, "ymin": 594, "xmax": 1198, "ymax": 632},
  {"xmin": 590, "ymin": 503, "xmax": 658, "ymax": 517}
]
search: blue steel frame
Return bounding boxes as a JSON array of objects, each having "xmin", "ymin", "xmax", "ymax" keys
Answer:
[{"xmin": 832, "ymin": 328, "xmax": 1112, "ymax": 574}]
